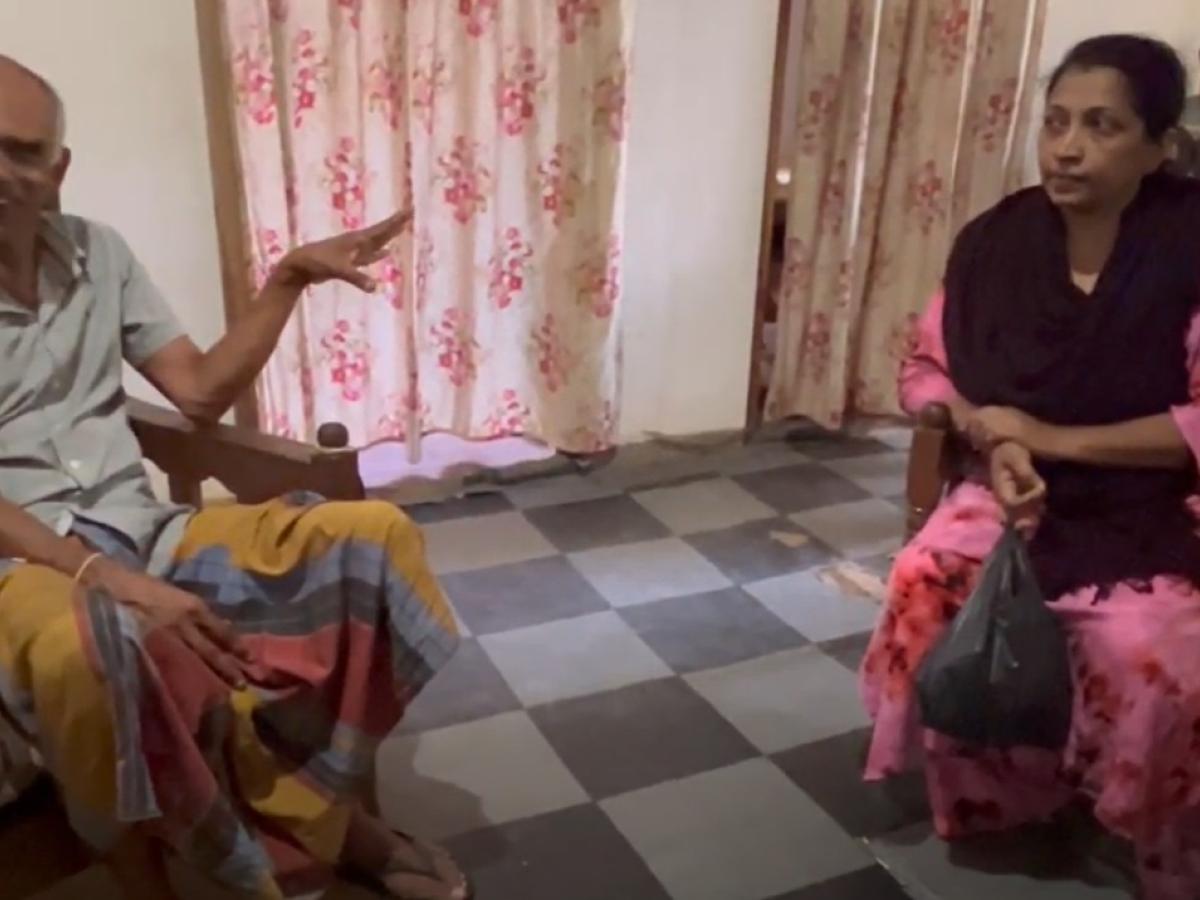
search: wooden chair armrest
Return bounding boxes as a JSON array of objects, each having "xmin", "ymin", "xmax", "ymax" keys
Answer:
[
  {"xmin": 127, "ymin": 398, "xmax": 365, "ymax": 506},
  {"xmin": 905, "ymin": 402, "xmax": 969, "ymax": 539}
]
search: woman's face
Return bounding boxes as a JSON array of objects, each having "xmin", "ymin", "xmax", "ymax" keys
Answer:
[{"xmin": 1037, "ymin": 66, "xmax": 1166, "ymax": 213}]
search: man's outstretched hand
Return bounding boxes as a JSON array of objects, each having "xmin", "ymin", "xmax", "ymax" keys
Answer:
[{"xmin": 270, "ymin": 209, "xmax": 412, "ymax": 293}]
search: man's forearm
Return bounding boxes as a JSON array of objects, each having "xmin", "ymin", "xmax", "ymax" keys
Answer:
[
  {"xmin": 0, "ymin": 497, "xmax": 100, "ymax": 577},
  {"xmin": 1036, "ymin": 413, "xmax": 1192, "ymax": 469},
  {"xmin": 191, "ymin": 278, "xmax": 303, "ymax": 420}
]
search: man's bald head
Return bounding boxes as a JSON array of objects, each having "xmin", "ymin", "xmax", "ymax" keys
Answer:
[{"xmin": 0, "ymin": 55, "xmax": 66, "ymax": 161}]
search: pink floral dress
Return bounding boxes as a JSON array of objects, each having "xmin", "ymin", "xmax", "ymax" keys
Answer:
[{"xmin": 861, "ymin": 289, "xmax": 1200, "ymax": 900}]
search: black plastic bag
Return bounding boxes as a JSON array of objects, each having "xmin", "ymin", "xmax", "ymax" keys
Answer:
[{"xmin": 915, "ymin": 526, "xmax": 1073, "ymax": 749}]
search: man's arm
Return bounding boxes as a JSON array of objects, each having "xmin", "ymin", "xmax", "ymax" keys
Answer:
[
  {"xmin": 136, "ymin": 211, "xmax": 410, "ymax": 423},
  {"xmin": 0, "ymin": 496, "xmax": 99, "ymax": 579},
  {"xmin": 137, "ymin": 278, "xmax": 303, "ymax": 422}
]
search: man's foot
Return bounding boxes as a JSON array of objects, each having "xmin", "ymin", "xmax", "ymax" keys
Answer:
[
  {"xmin": 342, "ymin": 805, "xmax": 470, "ymax": 900},
  {"xmin": 376, "ymin": 831, "xmax": 470, "ymax": 900}
]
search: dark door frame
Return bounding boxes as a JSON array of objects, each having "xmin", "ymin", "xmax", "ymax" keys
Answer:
[{"xmin": 744, "ymin": 0, "xmax": 794, "ymax": 436}]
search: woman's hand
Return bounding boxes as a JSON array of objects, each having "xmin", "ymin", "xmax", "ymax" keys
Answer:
[
  {"xmin": 83, "ymin": 558, "xmax": 252, "ymax": 688},
  {"xmin": 966, "ymin": 406, "xmax": 1058, "ymax": 456},
  {"xmin": 990, "ymin": 441, "xmax": 1046, "ymax": 535}
]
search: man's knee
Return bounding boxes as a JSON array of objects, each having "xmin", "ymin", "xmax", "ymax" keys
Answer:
[{"xmin": 309, "ymin": 499, "xmax": 422, "ymax": 548}]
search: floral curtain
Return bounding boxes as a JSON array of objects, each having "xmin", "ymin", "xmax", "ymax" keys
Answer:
[
  {"xmin": 766, "ymin": 0, "xmax": 1045, "ymax": 428},
  {"xmin": 221, "ymin": 0, "xmax": 631, "ymax": 453}
]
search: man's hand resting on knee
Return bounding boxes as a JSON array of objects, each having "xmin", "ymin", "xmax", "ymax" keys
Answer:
[{"xmin": 82, "ymin": 557, "xmax": 252, "ymax": 688}]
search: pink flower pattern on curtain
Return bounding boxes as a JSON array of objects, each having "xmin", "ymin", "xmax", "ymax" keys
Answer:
[
  {"xmin": 221, "ymin": 0, "xmax": 630, "ymax": 453},
  {"xmin": 767, "ymin": 0, "xmax": 1045, "ymax": 428}
]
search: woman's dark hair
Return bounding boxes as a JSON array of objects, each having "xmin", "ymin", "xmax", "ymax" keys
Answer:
[{"xmin": 1047, "ymin": 34, "xmax": 1187, "ymax": 140}]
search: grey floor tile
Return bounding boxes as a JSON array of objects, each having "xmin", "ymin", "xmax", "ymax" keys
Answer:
[
  {"xmin": 868, "ymin": 822, "xmax": 1132, "ymax": 900},
  {"xmin": 399, "ymin": 639, "xmax": 523, "ymax": 734},
  {"xmin": 570, "ymin": 538, "xmax": 733, "ymax": 607},
  {"xmin": 502, "ymin": 473, "xmax": 618, "ymax": 509},
  {"xmin": 823, "ymin": 452, "xmax": 910, "ymax": 498},
  {"xmin": 768, "ymin": 865, "xmax": 913, "ymax": 899},
  {"xmin": 528, "ymin": 677, "xmax": 759, "ymax": 799},
  {"xmin": 686, "ymin": 647, "xmax": 869, "ymax": 754},
  {"xmin": 422, "ymin": 511, "xmax": 556, "ymax": 574},
  {"xmin": 773, "ymin": 729, "xmax": 930, "ymax": 838},
  {"xmin": 588, "ymin": 443, "xmax": 718, "ymax": 492},
  {"xmin": 376, "ymin": 711, "xmax": 589, "ymax": 840},
  {"xmin": 633, "ymin": 477, "xmax": 776, "ymax": 536},
  {"xmin": 786, "ymin": 430, "xmax": 894, "ymax": 460},
  {"xmin": 619, "ymin": 587, "xmax": 807, "ymax": 674},
  {"xmin": 734, "ymin": 464, "xmax": 871, "ymax": 514},
  {"xmin": 439, "ymin": 555, "xmax": 609, "ymax": 636},
  {"xmin": 524, "ymin": 495, "xmax": 671, "ymax": 553},
  {"xmin": 791, "ymin": 499, "xmax": 904, "ymax": 560},
  {"xmin": 745, "ymin": 570, "xmax": 881, "ymax": 643},
  {"xmin": 712, "ymin": 440, "xmax": 814, "ymax": 476},
  {"xmin": 819, "ymin": 632, "xmax": 873, "ymax": 674},
  {"xmin": 686, "ymin": 517, "xmax": 835, "ymax": 584},
  {"xmin": 404, "ymin": 491, "xmax": 515, "ymax": 524},
  {"xmin": 446, "ymin": 805, "xmax": 670, "ymax": 900},
  {"xmin": 602, "ymin": 759, "xmax": 870, "ymax": 900},
  {"xmin": 479, "ymin": 611, "xmax": 673, "ymax": 706}
]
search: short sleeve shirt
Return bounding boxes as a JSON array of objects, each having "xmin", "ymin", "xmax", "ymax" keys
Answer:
[{"xmin": 0, "ymin": 214, "xmax": 192, "ymax": 572}]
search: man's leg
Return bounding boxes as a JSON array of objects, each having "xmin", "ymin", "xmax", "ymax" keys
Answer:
[
  {"xmin": 0, "ymin": 563, "xmax": 178, "ymax": 899},
  {"xmin": 166, "ymin": 495, "xmax": 463, "ymax": 896}
]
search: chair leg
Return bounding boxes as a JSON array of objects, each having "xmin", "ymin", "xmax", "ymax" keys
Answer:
[{"xmin": 105, "ymin": 830, "xmax": 179, "ymax": 900}]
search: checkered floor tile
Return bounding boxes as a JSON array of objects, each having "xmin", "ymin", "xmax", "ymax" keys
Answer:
[{"xmin": 379, "ymin": 428, "xmax": 1128, "ymax": 900}]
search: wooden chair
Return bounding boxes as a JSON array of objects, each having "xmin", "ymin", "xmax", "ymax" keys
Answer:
[
  {"xmin": 904, "ymin": 402, "xmax": 965, "ymax": 539},
  {"xmin": 0, "ymin": 399, "xmax": 365, "ymax": 897}
]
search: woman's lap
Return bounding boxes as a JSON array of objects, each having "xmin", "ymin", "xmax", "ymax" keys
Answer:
[{"xmin": 861, "ymin": 489, "xmax": 1200, "ymax": 899}]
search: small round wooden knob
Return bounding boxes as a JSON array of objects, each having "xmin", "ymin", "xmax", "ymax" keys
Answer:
[{"xmin": 316, "ymin": 422, "xmax": 350, "ymax": 449}]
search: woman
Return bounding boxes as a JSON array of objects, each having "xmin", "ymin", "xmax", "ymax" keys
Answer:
[{"xmin": 862, "ymin": 34, "xmax": 1200, "ymax": 900}]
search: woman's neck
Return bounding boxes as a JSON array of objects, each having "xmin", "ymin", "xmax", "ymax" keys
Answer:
[{"xmin": 1062, "ymin": 209, "xmax": 1120, "ymax": 291}]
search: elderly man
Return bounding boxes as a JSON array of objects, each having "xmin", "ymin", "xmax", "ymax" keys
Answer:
[{"xmin": 0, "ymin": 56, "xmax": 466, "ymax": 900}]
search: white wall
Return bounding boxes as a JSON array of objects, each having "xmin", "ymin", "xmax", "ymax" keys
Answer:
[
  {"xmin": 619, "ymin": 0, "xmax": 779, "ymax": 440},
  {"xmin": 1022, "ymin": 0, "xmax": 1200, "ymax": 183},
  {"xmin": 0, "ymin": 0, "xmax": 224, "ymax": 403}
]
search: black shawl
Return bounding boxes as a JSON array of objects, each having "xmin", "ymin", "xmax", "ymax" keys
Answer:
[{"xmin": 943, "ymin": 170, "xmax": 1200, "ymax": 600}]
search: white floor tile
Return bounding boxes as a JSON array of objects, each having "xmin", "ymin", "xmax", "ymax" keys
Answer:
[
  {"xmin": 571, "ymin": 538, "xmax": 732, "ymax": 607},
  {"xmin": 634, "ymin": 478, "xmax": 776, "ymax": 536},
  {"xmin": 602, "ymin": 759, "xmax": 869, "ymax": 900},
  {"xmin": 376, "ymin": 711, "xmax": 589, "ymax": 840},
  {"xmin": 479, "ymin": 611, "xmax": 673, "ymax": 706},
  {"xmin": 744, "ymin": 570, "xmax": 881, "ymax": 642},
  {"xmin": 791, "ymin": 498, "xmax": 905, "ymax": 560},
  {"xmin": 686, "ymin": 647, "xmax": 869, "ymax": 753},
  {"xmin": 421, "ymin": 511, "xmax": 556, "ymax": 574}
]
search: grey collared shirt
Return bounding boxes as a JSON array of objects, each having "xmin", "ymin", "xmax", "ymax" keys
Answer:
[{"xmin": 0, "ymin": 214, "xmax": 192, "ymax": 573}]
